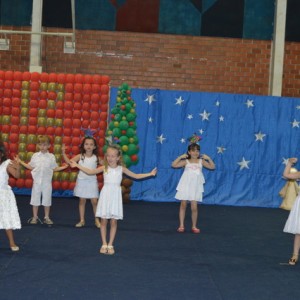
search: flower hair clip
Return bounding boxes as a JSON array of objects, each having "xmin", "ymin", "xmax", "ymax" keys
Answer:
[
  {"xmin": 188, "ymin": 133, "xmax": 202, "ymax": 145},
  {"xmin": 81, "ymin": 127, "xmax": 97, "ymax": 138},
  {"xmin": 105, "ymin": 135, "xmax": 120, "ymax": 145}
]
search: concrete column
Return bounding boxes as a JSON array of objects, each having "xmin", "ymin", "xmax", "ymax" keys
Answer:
[
  {"xmin": 269, "ymin": 0, "xmax": 287, "ymax": 96},
  {"xmin": 29, "ymin": 0, "xmax": 43, "ymax": 72}
]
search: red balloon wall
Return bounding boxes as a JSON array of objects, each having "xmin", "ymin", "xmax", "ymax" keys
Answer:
[{"xmin": 0, "ymin": 71, "xmax": 109, "ymax": 191}]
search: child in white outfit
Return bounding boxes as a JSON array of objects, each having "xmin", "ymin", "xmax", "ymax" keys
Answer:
[
  {"xmin": 70, "ymin": 144, "xmax": 157, "ymax": 255},
  {"xmin": 17, "ymin": 135, "xmax": 67, "ymax": 225},
  {"xmin": 62, "ymin": 136, "xmax": 101, "ymax": 228},
  {"xmin": 172, "ymin": 135, "xmax": 215, "ymax": 234},
  {"xmin": 0, "ymin": 143, "xmax": 21, "ymax": 251}
]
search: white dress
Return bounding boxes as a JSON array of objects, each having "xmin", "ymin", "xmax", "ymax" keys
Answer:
[
  {"xmin": 74, "ymin": 155, "xmax": 99, "ymax": 199},
  {"xmin": 0, "ymin": 160, "xmax": 21, "ymax": 230},
  {"xmin": 284, "ymin": 193, "xmax": 300, "ymax": 234},
  {"xmin": 175, "ymin": 159, "xmax": 205, "ymax": 202},
  {"xmin": 96, "ymin": 166, "xmax": 123, "ymax": 220}
]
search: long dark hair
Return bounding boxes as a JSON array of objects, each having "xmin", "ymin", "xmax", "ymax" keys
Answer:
[
  {"xmin": 0, "ymin": 143, "xmax": 8, "ymax": 164},
  {"xmin": 79, "ymin": 137, "xmax": 100, "ymax": 165},
  {"xmin": 186, "ymin": 143, "xmax": 200, "ymax": 159}
]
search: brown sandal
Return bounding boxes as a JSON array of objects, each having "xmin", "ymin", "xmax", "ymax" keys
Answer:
[
  {"xmin": 107, "ymin": 245, "xmax": 115, "ymax": 255},
  {"xmin": 289, "ymin": 254, "xmax": 298, "ymax": 265}
]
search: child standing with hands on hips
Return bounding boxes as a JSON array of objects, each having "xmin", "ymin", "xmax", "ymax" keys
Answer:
[
  {"xmin": 17, "ymin": 135, "xmax": 68, "ymax": 225},
  {"xmin": 0, "ymin": 143, "xmax": 21, "ymax": 251},
  {"xmin": 283, "ymin": 157, "xmax": 300, "ymax": 265},
  {"xmin": 172, "ymin": 134, "xmax": 215, "ymax": 234},
  {"xmin": 62, "ymin": 135, "xmax": 101, "ymax": 228},
  {"xmin": 70, "ymin": 144, "xmax": 157, "ymax": 255}
]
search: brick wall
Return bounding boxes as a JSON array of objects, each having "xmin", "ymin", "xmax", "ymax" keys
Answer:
[{"xmin": 1, "ymin": 25, "xmax": 300, "ymax": 97}]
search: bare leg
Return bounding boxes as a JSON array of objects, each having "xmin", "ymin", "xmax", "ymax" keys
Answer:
[
  {"xmin": 179, "ymin": 200, "xmax": 187, "ymax": 228},
  {"xmin": 32, "ymin": 205, "xmax": 39, "ymax": 219},
  {"xmin": 100, "ymin": 218, "xmax": 108, "ymax": 246},
  {"xmin": 5, "ymin": 229, "xmax": 17, "ymax": 248},
  {"xmin": 78, "ymin": 198, "xmax": 87, "ymax": 222},
  {"xmin": 293, "ymin": 234, "xmax": 300, "ymax": 256},
  {"xmin": 91, "ymin": 198, "xmax": 100, "ymax": 227},
  {"xmin": 191, "ymin": 201, "xmax": 198, "ymax": 229},
  {"xmin": 108, "ymin": 219, "xmax": 117, "ymax": 247},
  {"xmin": 44, "ymin": 206, "xmax": 51, "ymax": 219}
]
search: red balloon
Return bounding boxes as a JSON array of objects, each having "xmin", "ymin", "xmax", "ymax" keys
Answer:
[
  {"xmin": 52, "ymin": 181, "xmax": 61, "ymax": 190},
  {"xmin": 56, "ymin": 101, "xmax": 64, "ymax": 109},
  {"xmin": 72, "ymin": 137, "xmax": 81, "ymax": 146},
  {"xmin": 63, "ymin": 136, "xmax": 72, "ymax": 145},
  {"xmin": 29, "ymin": 99, "xmax": 38, "ymax": 108},
  {"xmin": 63, "ymin": 128, "xmax": 72, "ymax": 136},
  {"xmin": 47, "ymin": 109, "xmax": 55, "ymax": 118},
  {"xmin": 81, "ymin": 120, "xmax": 89, "ymax": 128},
  {"xmin": 91, "ymin": 94, "xmax": 100, "ymax": 103},
  {"xmin": 19, "ymin": 125, "xmax": 28, "ymax": 134},
  {"xmin": 69, "ymin": 182, "xmax": 76, "ymax": 190},
  {"xmin": 48, "ymin": 91, "xmax": 57, "ymax": 100},
  {"xmin": 100, "ymin": 94, "xmax": 109, "ymax": 104},
  {"xmin": 28, "ymin": 125, "xmax": 37, "ymax": 134},
  {"xmin": 74, "ymin": 93, "xmax": 82, "ymax": 102},
  {"xmin": 100, "ymin": 112, "xmax": 108, "ymax": 121},
  {"xmin": 64, "ymin": 92, "xmax": 73, "ymax": 101},
  {"xmin": 82, "ymin": 94, "xmax": 90, "ymax": 102},
  {"xmin": 22, "ymin": 72, "xmax": 31, "ymax": 81},
  {"xmin": 30, "ymin": 81, "xmax": 39, "ymax": 91},
  {"xmin": 90, "ymin": 120, "xmax": 98, "ymax": 129},
  {"xmin": 38, "ymin": 99, "xmax": 47, "ymax": 109},
  {"xmin": 72, "ymin": 119, "xmax": 81, "ymax": 128},
  {"xmin": 74, "ymin": 83, "xmax": 83, "ymax": 93},
  {"xmin": 4, "ymin": 80, "xmax": 13, "ymax": 89},
  {"xmin": 49, "ymin": 73, "xmax": 57, "ymax": 82},
  {"xmin": 11, "ymin": 124, "xmax": 19, "ymax": 133},
  {"xmin": 90, "ymin": 111, "xmax": 99, "ymax": 120},
  {"xmin": 71, "ymin": 146, "xmax": 80, "ymax": 155},
  {"xmin": 27, "ymin": 144, "xmax": 36, "ymax": 152},
  {"xmin": 3, "ymin": 106, "xmax": 11, "ymax": 115},
  {"xmin": 75, "ymin": 74, "xmax": 83, "ymax": 83},
  {"xmin": 12, "ymin": 89, "xmax": 21, "ymax": 97},
  {"xmin": 5, "ymin": 71, "xmax": 14, "ymax": 80},
  {"xmin": 11, "ymin": 116, "xmax": 20, "ymax": 125},
  {"xmin": 46, "ymin": 127, "xmax": 55, "ymax": 135},
  {"xmin": 64, "ymin": 101, "xmax": 73, "ymax": 110},
  {"xmin": 29, "ymin": 108, "xmax": 38, "ymax": 117},
  {"xmin": 13, "ymin": 71, "xmax": 23, "ymax": 81},
  {"xmin": 55, "ymin": 127, "xmax": 63, "ymax": 136},
  {"xmin": 91, "ymin": 103, "xmax": 99, "ymax": 111},
  {"xmin": 9, "ymin": 133, "xmax": 18, "ymax": 143},
  {"xmin": 37, "ymin": 127, "xmax": 46, "ymax": 135},
  {"xmin": 66, "ymin": 74, "xmax": 75, "ymax": 83},
  {"xmin": 4, "ymin": 89, "xmax": 12, "ymax": 98},
  {"xmin": 63, "ymin": 110, "xmax": 73, "ymax": 118},
  {"xmin": 91, "ymin": 84, "xmax": 101, "ymax": 93},
  {"xmin": 83, "ymin": 84, "xmax": 91, "ymax": 93},
  {"xmin": 63, "ymin": 119, "xmax": 72, "ymax": 128},
  {"xmin": 81, "ymin": 111, "xmax": 90, "ymax": 120},
  {"xmin": 16, "ymin": 178, "xmax": 25, "ymax": 188},
  {"xmin": 24, "ymin": 178, "xmax": 33, "ymax": 188},
  {"xmin": 57, "ymin": 73, "xmax": 66, "ymax": 83},
  {"xmin": 92, "ymin": 75, "xmax": 102, "ymax": 84},
  {"xmin": 101, "ymin": 104, "xmax": 108, "ymax": 112},
  {"xmin": 73, "ymin": 110, "xmax": 81, "ymax": 119},
  {"xmin": 84, "ymin": 74, "xmax": 92, "ymax": 84},
  {"xmin": 99, "ymin": 121, "xmax": 107, "ymax": 130},
  {"xmin": 73, "ymin": 102, "xmax": 82, "ymax": 110},
  {"xmin": 9, "ymin": 177, "xmax": 16, "ymax": 187},
  {"xmin": 72, "ymin": 128, "xmax": 81, "ymax": 137},
  {"xmin": 65, "ymin": 83, "xmax": 74, "ymax": 93},
  {"xmin": 82, "ymin": 102, "xmax": 90, "ymax": 111},
  {"xmin": 39, "ymin": 90, "xmax": 48, "ymax": 99},
  {"xmin": 40, "ymin": 72, "xmax": 49, "ymax": 82},
  {"xmin": 101, "ymin": 75, "xmax": 110, "ymax": 84},
  {"xmin": 55, "ymin": 109, "xmax": 63, "ymax": 118},
  {"xmin": 3, "ymin": 97, "xmax": 11, "ymax": 107},
  {"xmin": 31, "ymin": 72, "xmax": 40, "ymax": 82},
  {"xmin": 28, "ymin": 117, "xmax": 37, "ymax": 125}
]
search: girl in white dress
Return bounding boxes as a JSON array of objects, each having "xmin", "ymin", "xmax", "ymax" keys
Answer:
[
  {"xmin": 283, "ymin": 157, "xmax": 300, "ymax": 265},
  {"xmin": 70, "ymin": 144, "xmax": 157, "ymax": 255},
  {"xmin": 62, "ymin": 137, "xmax": 101, "ymax": 228},
  {"xmin": 0, "ymin": 143, "xmax": 21, "ymax": 251},
  {"xmin": 172, "ymin": 136, "xmax": 215, "ymax": 234}
]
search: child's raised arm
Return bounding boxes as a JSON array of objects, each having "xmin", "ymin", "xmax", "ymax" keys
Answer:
[
  {"xmin": 69, "ymin": 160, "xmax": 104, "ymax": 175},
  {"xmin": 15, "ymin": 155, "xmax": 33, "ymax": 170},
  {"xmin": 122, "ymin": 167, "xmax": 157, "ymax": 180},
  {"xmin": 62, "ymin": 144, "xmax": 81, "ymax": 164},
  {"xmin": 8, "ymin": 157, "xmax": 21, "ymax": 179},
  {"xmin": 283, "ymin": 158, "xmax": 300, "ymax": 180},
  {"xmin": 201, "ymin": 154, "xmax": 216, "ymax": 170},
  {"xmin": 172, "ymin": 154, "xmax": 187, "ymax": 168}
]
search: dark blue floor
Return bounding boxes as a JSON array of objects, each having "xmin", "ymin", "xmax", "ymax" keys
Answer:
[{"xmin": 1, "ymin": 196, "xmax": 300, "ymax": 300}]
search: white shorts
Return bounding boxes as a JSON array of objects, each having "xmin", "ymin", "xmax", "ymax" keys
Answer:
[{"xmin": 30, "ymin": 182, "xmax": 52, "ymax": 206}]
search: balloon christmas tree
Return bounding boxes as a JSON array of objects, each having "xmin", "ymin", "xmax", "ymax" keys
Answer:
[{"xmin": 106, "ymin": 83, "xmax": 138, "ymax": 202}]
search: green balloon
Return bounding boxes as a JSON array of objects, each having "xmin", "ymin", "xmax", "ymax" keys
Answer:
[
  {"xmin": 125, "ymin": 103, "xmax": 132, "ymax": 112},
  {"xmin": 114, "ymin": 114, "xmax": 122, "ymax": 122},
  {"xmin": 112, "ymin": 128, "xmax": 121, "ymax": 137},
  {"xmin": 122, "ymin": 154, "xmax": 131, "ymax": 167},
  {"xmin": 127, "ymin": 144, "xmax": 138, "ymax": 155},
  {"xmin": 119, "ymin": 136, "xmax": 129, "ymax": 146},
  {"xmin": 111, "ymin": 107, "xmax": 118, "ymax": 114},
  {"xmin": 103, "ymin": 144, "xmax": 108, "ymax": 153},
  {"xmin": 109, "ymin": 122, "xmax": 115, "ymax": 130},
  {"xmin": 126, "ymin": 113, "xmax": 136, "ymax": 122},
  {"xmin": 119, "ymin": 120, "xmax": 129, "ymax": 130},
  {"xmin": 132, "ymin": 136, "xmax": 139, "ymax": 144},
  {"xmin": 126, "ymin": 128, "xmax": 135, "ymax": 137}
]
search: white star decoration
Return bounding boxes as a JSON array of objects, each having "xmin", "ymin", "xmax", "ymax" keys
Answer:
[
  {"xmin": 245, "ymin": 99, "xmax": 254, "ymax": 108},
  {"xmin": 219, "ymin": 116, "xmax": 224, "ymax": 122},
  {"xmin": 148, "ymin": 117, "xmax": 153, "ymax": 123},
  {"xmin": 282, "ymin": 158, "xmax": 290, "ymax": 165},
  {"xmin": 296, "ymin": 105, "xmax": 300, "ymax": 110},
  {"xmin": 215, "ymin": 101, "xmax": 220, "ymax": 106},
  {"xmin": 199, "ymin": 110, "xmax": 211, "ymax": 121},
  {"xmin": 145, "ymin": 94, "xmax": 156, "ymax": 105},
  {"xmin": 156, "ymin": 134, "xmax": 166, "ymax": 144},
  {"xmin": 291, "ymin": 119, "xmax": 300, "ymax": 128},
  {"xmin": 180, "ymin": 138, "xmax": 186, "ymax": 143},
  {"xmin": 255, "ymin": 131, "xmax": 266, "ymax": 142},
  {"xmin": 237, "ymin": 157, "xmax": 251, "ymax": 170},
  {"xmin": 187, "ymin": 114, "xmax": 193, "ymax": 120},
  {"xmin": 175, "ymin": 96, "xmax": 184, "ymax": 105},
  {"xmin": 199, "ymin": 129, "xmax": 204, "ymax": 134},
  {"xmin": 217, "ymin": 146, "xmax": 226, "ymax": 154}
]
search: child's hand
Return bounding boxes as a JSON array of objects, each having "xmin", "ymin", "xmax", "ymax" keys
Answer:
[
  {"xmin": 179, "ymin": 153, "xmax": 188, "ymax": 159},
  {"xmin": 150, "ymin": 167, "xmax": 157, "ymax": 176},
  {"xmin": 289, "ymin": 158, "xmax": 298, "ymax": 164},
  {"xmin": 62, "ymin": 164, "xmax": 69, "ymax": 170},
  {"xmin": 14, "ymin": 155, "xmax": 21, "ymax": 164},
  {"xmin": 62, "ymin": 144, "xmax": 66, "ymax": 153},
  {"xmin": 69, "ymin": 161, "xmax": 78, "ymax": 168},
  {"xmin": 201, "ymin": 154, "xmax": 211, "ymax": 161}
]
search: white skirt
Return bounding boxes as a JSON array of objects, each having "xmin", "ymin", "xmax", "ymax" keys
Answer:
[
  {"xmin": 284, "ymin": 194, "xmax": 300, "ymax": 234},
  {"xmin": 74, "ymin": 178, "xmax": 99, "ymax": 199}
]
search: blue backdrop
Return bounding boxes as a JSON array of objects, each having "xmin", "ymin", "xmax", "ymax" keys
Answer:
[{"xmin": 110, "ymin": 87, "xmax": 300, "ymax": 208}]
